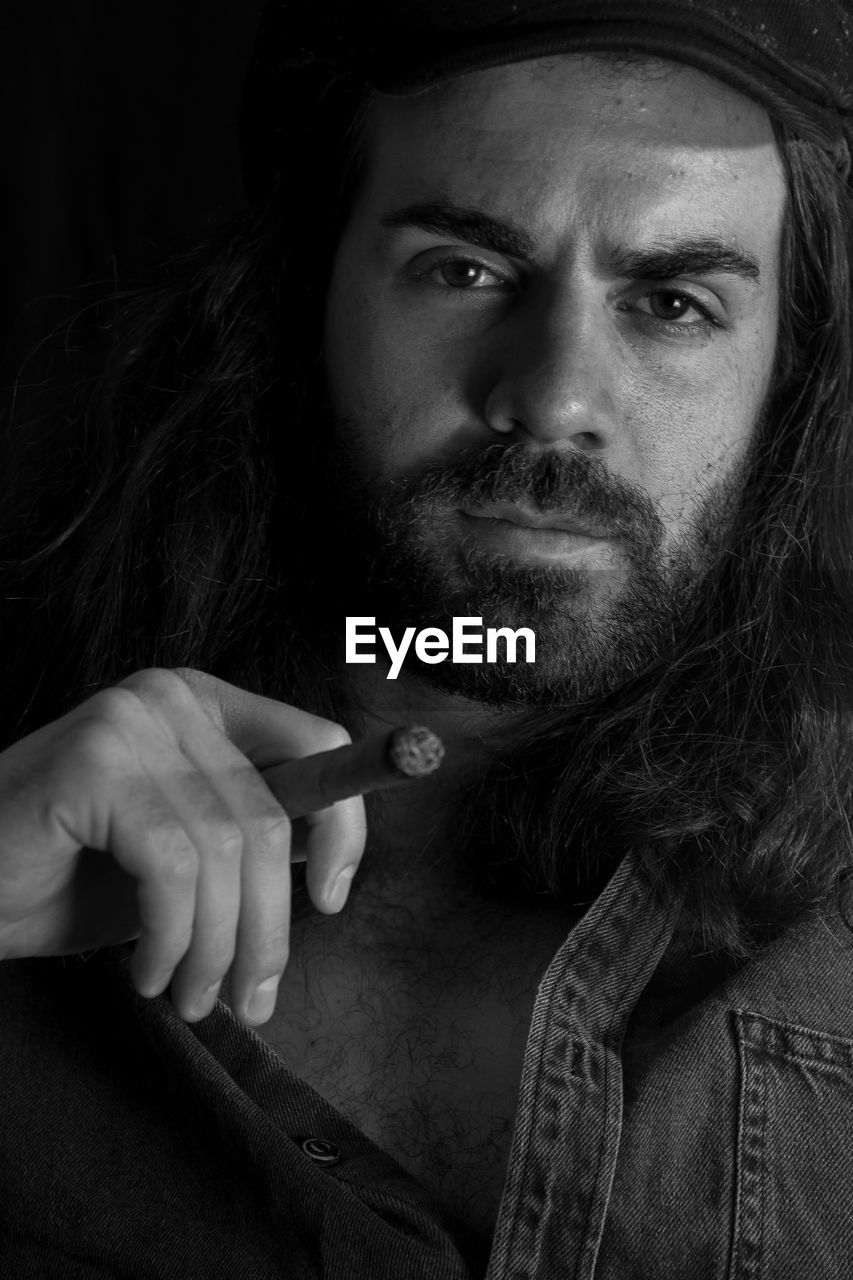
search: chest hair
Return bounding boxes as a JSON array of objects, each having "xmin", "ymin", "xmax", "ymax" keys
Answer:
[{"xmin": 256, "ymin": 898, "xmax": 573, "ymax": 1236}]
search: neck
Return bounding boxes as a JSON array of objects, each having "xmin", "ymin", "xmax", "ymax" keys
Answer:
[{"xmin": 338, "ymin": 665, "xmax": 532, "ymax": 909}]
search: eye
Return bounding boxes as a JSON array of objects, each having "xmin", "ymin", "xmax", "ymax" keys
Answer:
[
  {"xmin": 410, "ymin": 253, "xmax": 511, "ymax": 291},
  {"xmin": 637, "ymin": 290, "xmax": 716, "ymax": 326},
  {"xmin": 438, "ymin": 259, "xmax": 489, "ymax": 288}
]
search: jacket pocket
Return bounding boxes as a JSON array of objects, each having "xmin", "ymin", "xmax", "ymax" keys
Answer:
[{"xmin": 728, "ymin": 1010, "xmax": 853, "ymax": 1280}]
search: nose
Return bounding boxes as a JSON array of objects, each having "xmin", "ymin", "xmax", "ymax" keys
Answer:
[{"xmin": 483, "ymin": 290, "xmax": 619, "ymax": 452}]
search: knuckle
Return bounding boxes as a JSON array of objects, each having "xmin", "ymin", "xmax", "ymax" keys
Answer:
[
  {"xmin": 152, "ymin": 839, "xmax": 199, "ymax": 886},
  {"xmin": 83, "ymin": 685, "xmax": 147, "ymax": 729},
  {"xmin": 253, "ymin": 927, "xmax": 290, "ymax": 974},
  {"xmin": 206, "ymin": 821, "xmax": 245, "ymax": 863},
  {"xmin": 64, "ymin": 675, "xmax": 189, "ymax": 770},
  {"xmin": 247, "ymin": 806, "xmax": 291, "ymax": 855},
  {"xmin": 118, "ymin": 667, "xmax": 195, "ymax": 711},
  {"xmin": 207, "ymin": 937, "xmax": 238, "ymax": 972},
  {"xmin": 169, "ymin": 666, "xmax": 201, "ymax": 686},
  {"xmin": 169, "ymin": 668, "xmax": 223, "ymax": 730},
  {"xmin": 68, "ymin": 714, "xmax": 131, "ymax": 774},
  {"xmin": 195, "ymin": 940, "xmax": 237, "ymax": 984}
]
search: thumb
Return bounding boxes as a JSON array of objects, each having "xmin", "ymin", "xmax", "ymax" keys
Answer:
[{"xmin": 170, "ymin": 667, "xmax": 352, "ymax": 767}]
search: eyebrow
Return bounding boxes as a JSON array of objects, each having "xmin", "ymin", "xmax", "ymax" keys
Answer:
[
  {"xmin": 609, "ymin": 239, "xmax": 761, "ymax": 285},
  {"xmin": 380, "ymin": 200, "xmax": 536, "ymax": 261},
  {"xmin": 381, "ymin": 199, "xmax": 761, "ymax": 285}
]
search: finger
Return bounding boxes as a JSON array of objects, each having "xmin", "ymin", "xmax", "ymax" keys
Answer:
[
  {"xmin": 171, "ymin": 665, "xmax": 370, "ymax": 927},
  {"xmin": 144, "ymin": 700, "xmax": 294, "ymax": 1024},
  {"xmin": 119, "ymin": 670, "xmax": 361, "ymax": 1016},
  {"xmin": 84, "ymin": 677, "xmax": 257, "ymax": 1018},
  {"xmin": 144, "ymin": 766, "xmax": 246, "ymax": 1021},
  {"xmin": 228, "ymin": 816, "xmax": 292, "ymax": 1026},
  {"xmin": 203, "ymin": 763, "xmax": 293, "ymax": 1027},
  {"xmin": 170, "ymin": 667, "xmax": 354, "ymax": 768},
  {"xmin": 45, "ymin": 710, "xmax": 207, "ymax": 995},
  {"xmin": 106, "ymin": 782, "xmax": 200, "ymax": 999},
  {"xmin": 301, "ymin": 794, "xmax": 367, "ymax": 915}
]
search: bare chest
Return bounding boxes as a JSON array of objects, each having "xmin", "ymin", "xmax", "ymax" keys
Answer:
[{"xmin": 255, "ymin": 944, "xmax": 543, "ymax": 1237}]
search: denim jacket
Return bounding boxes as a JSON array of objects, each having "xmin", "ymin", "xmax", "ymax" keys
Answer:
[{"xmin": 2, "ymin": 853, "xmax": 853, "ymax": 1278}]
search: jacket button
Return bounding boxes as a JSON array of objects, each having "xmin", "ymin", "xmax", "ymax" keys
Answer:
[{"xmin": 299, "ymin": 1136, "xmax": 342, "ymax": 1166}]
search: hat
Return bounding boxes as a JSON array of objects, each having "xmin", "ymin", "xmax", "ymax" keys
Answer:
[{"xmin": 241, "ymin": 0, "xmax": 853, "ymax": 200}]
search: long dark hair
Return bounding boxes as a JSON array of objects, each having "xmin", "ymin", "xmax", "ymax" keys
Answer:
[
  {"xmin": 471, "ymin": 128, "xmax": 853, "ymax": 954},
  {"xmin": 2, "ymin": 82, "xmax": 852, "ymax": 957}
]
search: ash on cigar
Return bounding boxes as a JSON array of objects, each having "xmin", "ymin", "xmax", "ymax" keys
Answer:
[{"xmin": 387, "ymin": 725, "xmax": 445, "ymax": 778}]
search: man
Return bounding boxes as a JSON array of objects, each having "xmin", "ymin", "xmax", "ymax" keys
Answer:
[{"xmin": 1, "ymin": 1, "xmax": 853, "ymax": 1276}]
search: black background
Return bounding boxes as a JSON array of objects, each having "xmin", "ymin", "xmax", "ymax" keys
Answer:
[{"xmin": 1, "ymin": 2, "xmax": 267, "ymax": 394}]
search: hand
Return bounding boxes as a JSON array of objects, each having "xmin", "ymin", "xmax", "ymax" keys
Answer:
[{"xmin": 0, "ymin": 667, "xmax": 366, "ymax": 1025}]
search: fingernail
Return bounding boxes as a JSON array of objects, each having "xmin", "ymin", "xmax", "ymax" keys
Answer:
[
  {"xmin": 136, "ymin": 975, "xmax": 170, "ymax": 1000},
  {"xmin": 188, "ymin": 982, "xmax": 220, "ymax": 1021},
  {"xmin": 246, "ymin": 976, "xmax": 280, "ymax": 1024},
  {"xmin": 326, "ymin": 864, "xmax": 357, "ymax": 913}
]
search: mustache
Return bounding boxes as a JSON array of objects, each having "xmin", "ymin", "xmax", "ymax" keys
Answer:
[{"xmin": 388, "ymin": 442, "xmax": 666, "ymax": 555}]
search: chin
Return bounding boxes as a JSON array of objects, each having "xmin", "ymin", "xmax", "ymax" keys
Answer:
[{"xmin": 403, "ymin": 612, "xmax": 658, "ymax": 708}]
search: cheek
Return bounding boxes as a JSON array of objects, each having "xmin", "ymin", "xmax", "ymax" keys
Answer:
[
  {"xmin": 325, "ymin": 272, "xmax": 471, "ymax": 478},
  {"xmin": 624, "ymin": 340, "xmax": 770, "ymax": 530},
  {"xmin": 324, "ymin": 273, "xmax": 382, "ymax": 420}
]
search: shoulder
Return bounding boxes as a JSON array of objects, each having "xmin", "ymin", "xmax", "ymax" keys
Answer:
[{"xmin": 601, "ymin": 874, "xmax": 853, "ymax": 1279}]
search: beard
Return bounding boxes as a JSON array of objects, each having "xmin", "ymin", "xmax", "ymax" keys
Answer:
[{"xmin": 309, "ymin": 417, "xmax": 744, "ymax": 709}]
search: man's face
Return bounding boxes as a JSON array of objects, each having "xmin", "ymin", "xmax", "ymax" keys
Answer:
[{"xmin": 322, "ymin": 56, "xmax": 785, "ymax": 704}]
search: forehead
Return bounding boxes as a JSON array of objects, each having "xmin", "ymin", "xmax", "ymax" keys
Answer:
[{"xmin": 356, "ymin": 56, "xmax": 786, "ymax": 255}]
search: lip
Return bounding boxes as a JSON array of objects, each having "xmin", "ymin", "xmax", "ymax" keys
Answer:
[{"xmin": 459, "ymin": 504, "xmax": 609, "ymax": 539}]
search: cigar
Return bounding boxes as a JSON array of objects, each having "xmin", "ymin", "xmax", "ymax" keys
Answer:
[{"xmin": 261, "ymin": 725, "xmax": 445, "ymax": 820}]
